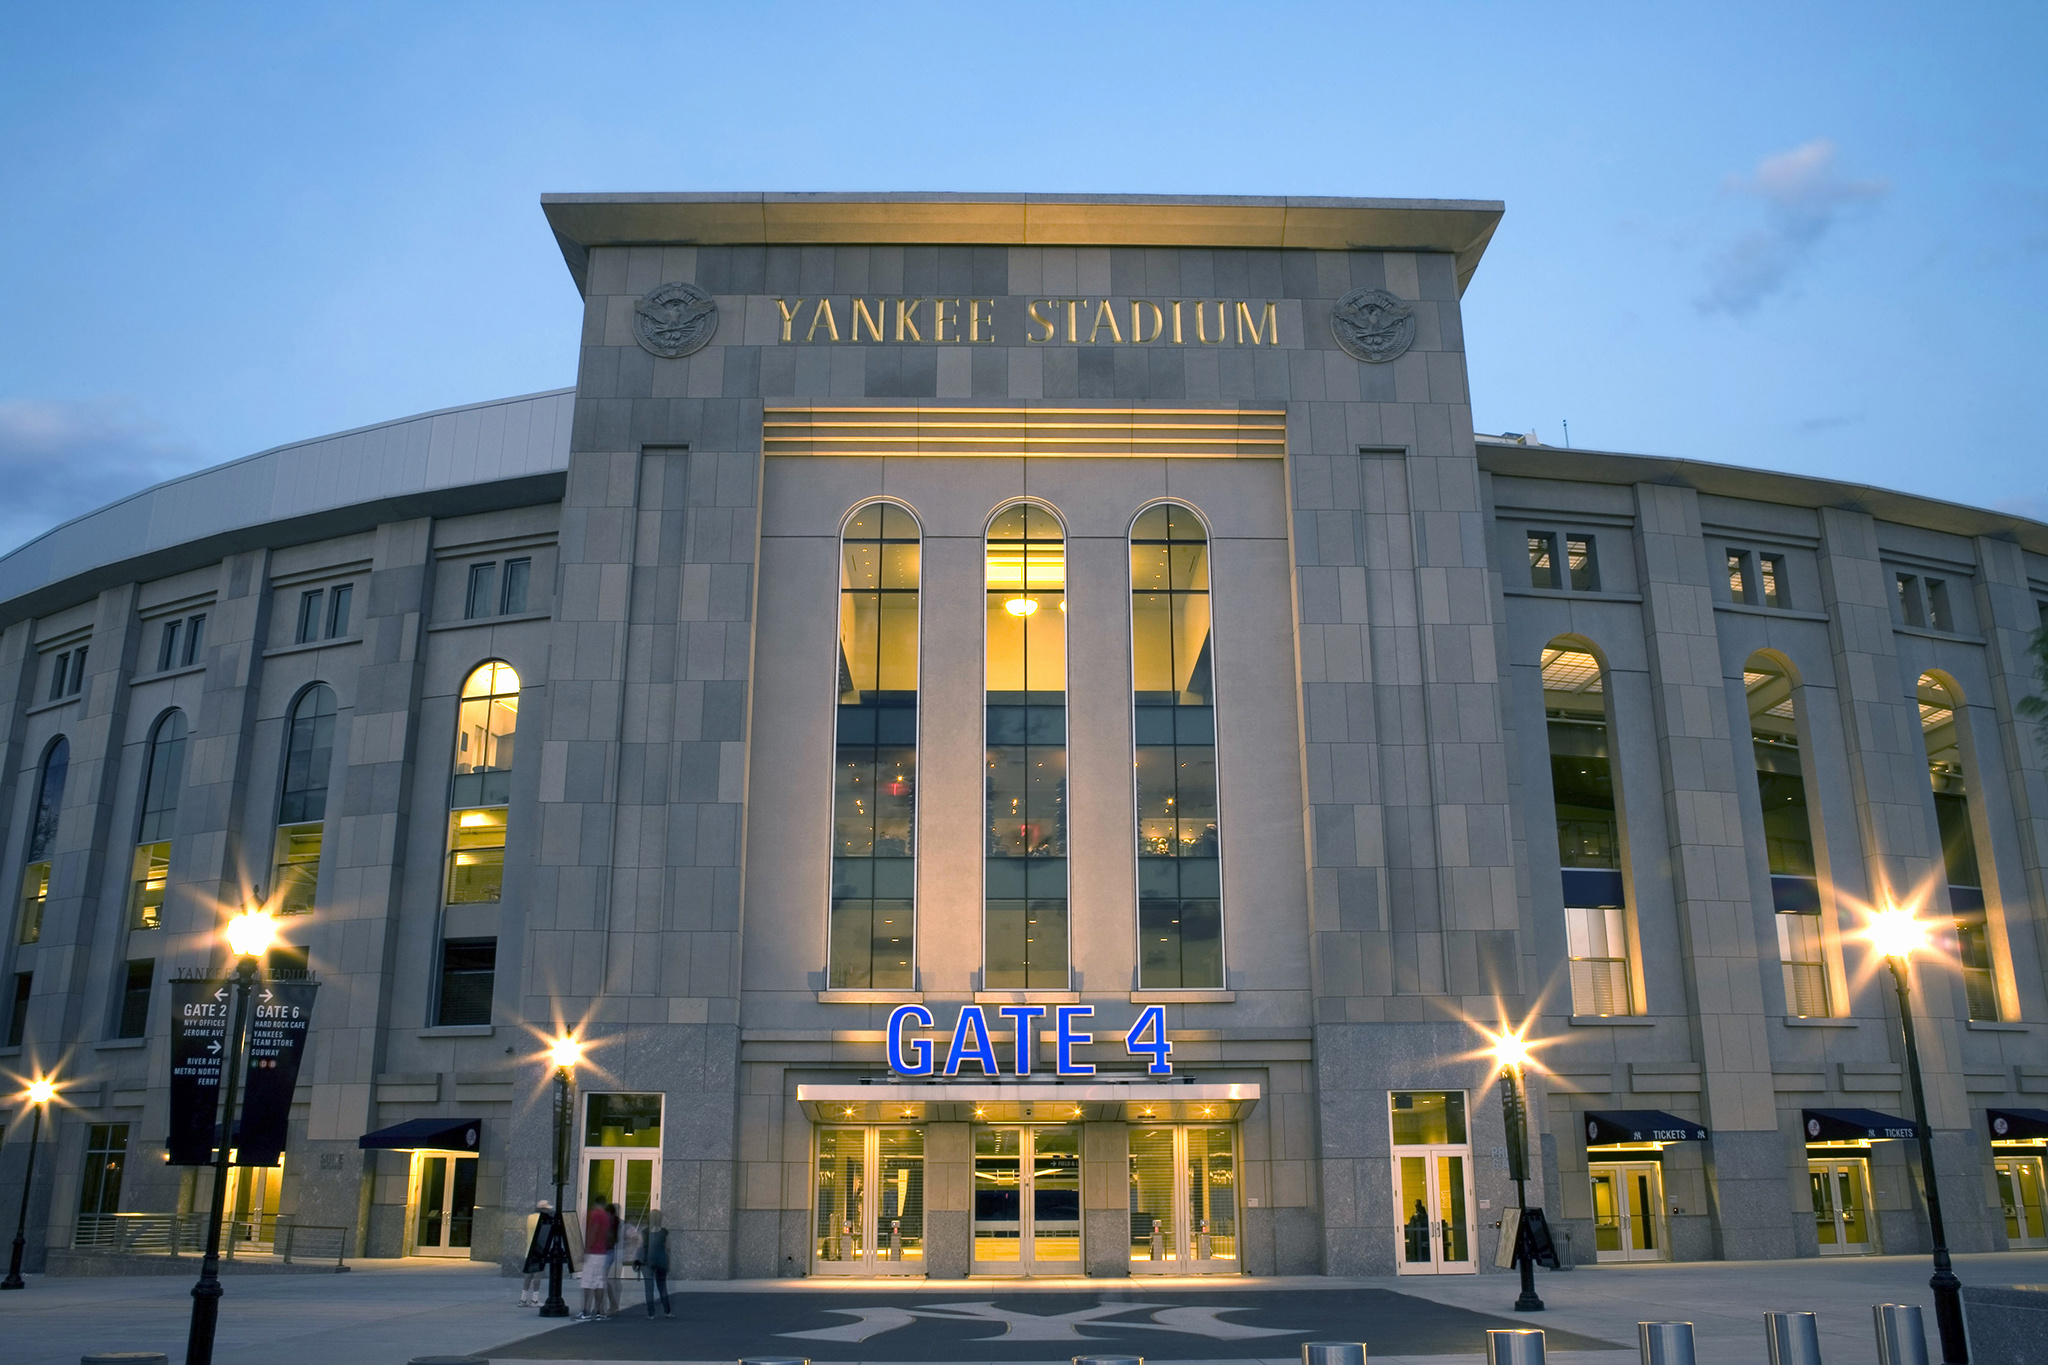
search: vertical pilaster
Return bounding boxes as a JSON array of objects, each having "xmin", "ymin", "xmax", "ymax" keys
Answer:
[
  {"xmin": 1631, "ymin": 481, "xmax": 1789, "ymax": 1258},
  {"xmin": 1972, "ymin": 537, "xmax": 2048, "ymax": 1016}
]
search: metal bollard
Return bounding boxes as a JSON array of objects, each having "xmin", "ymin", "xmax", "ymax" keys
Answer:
[
  {"xmin": 1303, "ymin": 1344, "xmax": 1368, "ymax": 1365},
  {"xmin": 1637, "ymin": 1322, "xmax": 1696, "ymax": 1365},
  {"xmin": 1763, "ymin": 1312, "xmax": 1823, "ymax": 1365},
  {"xmin": 406, "ymin": 1358, "xmax": 487, "ymax": 1365},
  {"xmin": 1872, "ymin": 1305, "xmax": 1929, "ymax": 1365},
  {"xmin": 1486, "ymin": 1328, "xmax": 1545, "ymax": 1365},
  {"xmin": 739, "ymin": 1359, "xmax": 811, "ymax": 1365},
  {"xmin": 82, "ymin": 1356, "xmax": 169, "ymax": 1365},
  {"xmin": 1073, "ymin": 1357, "xmax": 1145, "ymax": 1365}
]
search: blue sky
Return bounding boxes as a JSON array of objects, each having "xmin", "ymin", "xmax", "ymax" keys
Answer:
[{"xmin": 2, "ymin": 2, "xmax": 2043, "ymax": 552}]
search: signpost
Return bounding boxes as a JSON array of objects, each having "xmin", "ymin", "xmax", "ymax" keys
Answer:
[
  {"xmin": 237, "ymin": 981, "xmax": 317, "ymax": 1166},
  {"xmin": 168, "ymin": 976, "xmax": 318, "ymax": 1167},
  {"xmin": 168, "ymin": 980, "xmax": 232, "ymax": 1166}
]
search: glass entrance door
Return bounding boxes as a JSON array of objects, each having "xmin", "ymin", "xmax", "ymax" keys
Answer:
[
  {"xmin": 410, "ymin": 1153, "xmax": 479, "ymax": 1257},
  {"xmin": 224, "ymin": 1163, "xmax": 283, "ymax": 1252},
  {"xmin": 973, "ymin": 1127, "xmax": 1081, "ymax": 1275},
  {"xmin": 1995, "ymin": 1155, "xmax": 2048, "ymax": 1248},
  {"xmin": 1129, "ymin": 1125, "xmax": 1238, "ymax": 1273},
  {"xmin": 813, "ymin": 1127, "xmax": 925, "ymax": 1275},
  {"xmin": 1588, "ymin": 1161, "xmax": 1665, "ymax": 1261},
  {"xmin": 581, "ymin": 1151, "xmax": 660, "ymax": 1224},
  {"xmin": 1392, "ymin": 1149, "xmax": 1475, "ymax": 1274},
  {"xmin": 1809, "ymin": 1157, "xmax": 1874, "ymax": 1253}
]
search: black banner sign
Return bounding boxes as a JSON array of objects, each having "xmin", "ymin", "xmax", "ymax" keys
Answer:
[
  {"xmin": 168, "ymin": 979, "xmax": 233, "ymax": 1166},
  {"xmin": 237, "ymin": 980, "xmax": 318, "ymax": 1166}
]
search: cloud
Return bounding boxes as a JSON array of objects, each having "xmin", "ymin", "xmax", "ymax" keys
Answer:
[
  {"xmin": 1696, "ymin": 139, "xmax": 1888, "ymax": 316},
  {"xmin": 1795, "ymin": 412, "xmax": 1863, "ymax": 435},
  {"xmin": 0, "ymin": 399, "xmax": 208, "ymax": 555}
]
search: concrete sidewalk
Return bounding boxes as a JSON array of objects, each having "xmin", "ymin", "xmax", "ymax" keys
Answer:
[{"xmin": 2, "ymin": 1251, "xmax": 2043, "ymax": 1365}]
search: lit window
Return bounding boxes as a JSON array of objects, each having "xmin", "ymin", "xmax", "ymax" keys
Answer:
[
  {"xmin": 1542, "ymin": 642, "xmax": 1635, "ymax": 1016},
  {"xmin": 1919, "ymin": 674, "xmax": 1998, "ymax": 1020},
  {"xmin": 446, "ymin": 661, "xmax": 519, "ymax": 912},
  {"xmin": 986, "ymin": 502, "xmax": 1068, "ymax": 990},
  {"xmin": 1744, "ymin": 656, "xmax": 1827, "ymax": 1016},
  {"xmin": 1759, "ymin": 554, "xmax": 1786, "ymax": 609},
  {"xmin": 1131, "ymin": 503, "xmax": 1221, "ymax": 989},
  {"xmin": 17, "ymin": 737, "xmax": 67, "ymax": 944},
  {"xmin": 274, "ymin": 685, "xmax": 336, "ymax": 916},
  {"xmin": 129, "ymin": 711, "xmax": 186, "ymax": 930},
  {"xmin": 830, "ymin": 504, "xmax": 919, "ymax": 990}
]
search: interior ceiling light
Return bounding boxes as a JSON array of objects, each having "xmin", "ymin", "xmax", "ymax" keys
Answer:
[{"xmin": 1004, "ymin": 597, "xmax": 1038, "ymax": 617}]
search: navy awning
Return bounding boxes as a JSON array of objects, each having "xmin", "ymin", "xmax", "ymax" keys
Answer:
[
  {"xmin": 359, "ymin": 1118, "xmax": 481, "ymax": 1152},
  {"xmin": 1988, "ymin": 1108, "xmax": 2048, "ymax": 1142},
  {"xmin": 1584, "ymin": 1110, "xmax": 1708, "ymax": 1147},
  {"xmin": 1803, "ymin": 1108, "xmax": 1919, "ymax": 1142}
]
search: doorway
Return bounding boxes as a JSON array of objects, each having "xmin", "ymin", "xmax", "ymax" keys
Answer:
[
  {"xmin": 1128, "ymin": 1125, "xmax": 1238, "ymax": 1273},
  {"xmin": 1808, "ymin": 1156, "xmax": 1874, "ymax": 1254},
  {"xmin": 1392, "ymin": 1149, "xmax": 1475, "ymax": 1274},
  {"xmin": 972, "ymin": 1126, "xmax": 1081, "ymax": 1275},
  {"xmin": 1994, "ymin": 1154, "xmax": 2047, "ymax": 1248},
  {"xmin": 409, "ymin": 1152, "xmax": 479, "ymax": 1257},
  {"xmin": 812, "ymin": 1127, "xmax": 926, "ymax": 1275},
  {"xmin": 224, "ymin": 1162, "xmax": 283, "ymax": 1251},
  {"xmin": 1588, "ymin": 1161, "xmax": 1665, "ymax": 1261}
]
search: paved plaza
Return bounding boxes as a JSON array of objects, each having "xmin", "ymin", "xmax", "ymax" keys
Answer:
[{"xmin": 2, "ymin": 1251, "xmax": 2043, "ymax": 1365}]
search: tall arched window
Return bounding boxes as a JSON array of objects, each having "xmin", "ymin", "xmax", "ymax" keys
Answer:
[
  {"xmin": 1919, "ymin": 674, "xmax": 1999, "ymax": 1020},
  {"xmin": 16, "ymin": 737, "xmax": 68, "ymax": 944},
  {"xmin": 129, "ymin": 710, "xmax": 188, "ymax": 930},
  {"xmin": 1541, "ymin": 641, "xmax": 1636, "ymax": 1016},
  {"xmin": 985, "ymin": 503, "xmax": 1068, "ymax": 989},
  {"xmin": 1130, "ymin": 503, "xmax": 1221, "ymax": 989},
  {"xmin": 1742, "ymin": 656, "xmax": 1828, "ymax": 1016},
  {"xmin": 829, "ymin": 503, "xmax": 919, "ymax": 990},
  {"xmin": 448, "ymin": 662, "xmax": 518, "ymax": 905},
  {"xmin": 274, "ymin": 685, "xmax": 336, "ymax": 916}
]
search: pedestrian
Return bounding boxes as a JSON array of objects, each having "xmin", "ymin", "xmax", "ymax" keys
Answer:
[
  {"xmin": 604, "ymin": 1202, "xmax": 626, "ymax": 1316},
  {"xmin": 520, "ymin": 1199, "xmax": 553, "ymax": 1306},
  {"xmin": 641, "ymin": 1208, "xmax": 672, "ymax": 1318},
  {"xmin": 617, "ymin": 1211, "xmax": 644, "ymax": 1302},
  {"xmin": 577, "ymin": 1201, "xmax": 614, "ymax": 1321}
]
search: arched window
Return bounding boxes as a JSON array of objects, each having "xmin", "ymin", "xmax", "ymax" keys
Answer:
[
  {"xmin": 985, "ymin": 502, "xmax": 1068, "ymax": 989},
  {"xmin": 1919, "ymin": 674, "xmax": 1999, "ymax": 1020},
  {"xmin": 1541, "ymin": 641, "xmax": 1636, "ymax": 1016},
  {"xmin": 829, "ymin": 503, "xmax": 919, "ymax": 990},
  {"xmin": 128, "ymin": 711, "xmax": 188, "ymax": 930},
  {"xmin": 16, "ymin": 737, "xmax": 68, "ymax": 945},
  {"xmin": 274, "ymin": 685, "xmax": 336, "ymax": 916},
  {"xmin": 1742, "ymin": 656, "xmax": 1828, "ymax": 1016},
  {"xmin": 1130, "ymin": 503, "xmax": 1221, "ymax": 989},
  {"xmin": 447, "ymin": 662, "xmax": 518, "ymax": 906}
]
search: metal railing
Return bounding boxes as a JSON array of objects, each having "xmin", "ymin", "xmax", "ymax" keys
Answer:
[{"xmin": 72, "ymin": 1212, "xmax": 348, "ymax": 1268}]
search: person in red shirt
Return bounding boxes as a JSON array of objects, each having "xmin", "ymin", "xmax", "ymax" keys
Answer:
[{"xmin": 577, "ymin": 1203, "xmax": 614, "ymax": 1321}]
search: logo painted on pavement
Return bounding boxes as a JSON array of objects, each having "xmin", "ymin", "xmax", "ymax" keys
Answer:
[{"xmin": 783, "ymin": 1302, "xmax": 1305, "ymax": 1344}]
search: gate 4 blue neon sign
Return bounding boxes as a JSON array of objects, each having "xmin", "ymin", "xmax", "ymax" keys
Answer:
[{"xmin": 886, "ymin": 1003, "xmax": 1172, "ymax": 1077}]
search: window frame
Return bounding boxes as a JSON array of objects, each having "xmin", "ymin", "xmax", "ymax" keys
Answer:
[
  {"xmin": 1915, "ymin": 671, "xmax": 2011, "ymax": 1021},
  {"xmin": 273, "ymin": 683, "xmax": 338, "ymax": 916},
  {"xmin": 1127, "ymin": 498, "xmax": 1228, "ymax": 994}
]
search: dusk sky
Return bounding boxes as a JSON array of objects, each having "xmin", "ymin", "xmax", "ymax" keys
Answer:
[{"xmin": 2, "ymin": 2, "xmax": 2043, "ymax": 554}]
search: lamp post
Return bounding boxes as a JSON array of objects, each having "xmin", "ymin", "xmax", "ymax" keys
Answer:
[
  {"xmin": 1872, "ymin": 905, "xmax": 1968, "ymax": 1365},
  {"xmin": 0, "ymin": 1076, "xmax": 57, "ymax": 1290},
  {"xmin": 539, "ymin": 1035, "xmax": 580, "ymax": 1318},
  {"xmin": 1492, "ymin": 1031, "xmax": 1543, "ymax": 1313},
  {"xmin": 184, "ymin": 905, "xmax": 276, "ymax": 1365}
]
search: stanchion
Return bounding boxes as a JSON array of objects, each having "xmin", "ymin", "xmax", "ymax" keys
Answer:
[
  {"xmin": 1637, "ymin": 1322, "xmax": 1696, "ymax": 1365},
  {"xmin": 1302, "ymin": 1344, "xmax": 1367, "ymax": 1365},
  {"xmin": 1486, "ymin": 1328, "xmax": 1545, "ymax": 1365},
  {"xmin": 739, "ymin": 1359, "xmax": 811, "ymax": 1365},
  {"xmin": 1073, "ymin": 1357, "xmax": 1145, "ymax": 1365},
  {"xmin": 1764, "ymin": 1311, "xmax": 1822, "ymax": 1365},
  {"xmin": 1874, "ymin": 1304, "xmax": 1931, "ymax": 1365}
]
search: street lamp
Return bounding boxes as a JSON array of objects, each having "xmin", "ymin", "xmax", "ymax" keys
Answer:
[
  {"xmin": 184, "ymin": 905, "xmax": 276, "ymax": 1365},
  {"xmin": 0, "ymin": 1076, "xmax": 57, "ymax": 1290},
  {"xmin": 539, "ymin": 1034, "xmax": 581, "ymax": 1318},
  {"xmin": 1871, "ymin": 903, "xmax": 1968, "ymax": 1365},
  {"xmin": 1491, "ymin": 1030, "xmax": 1543, "ymax": 1313}
]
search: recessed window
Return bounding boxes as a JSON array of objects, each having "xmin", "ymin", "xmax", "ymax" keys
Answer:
[
  {"xmin": 1919, "ymin": 675, "xmax": 1998, "ymax": 1020},
  {"xmin": 1925, "ymin": 579, "xmax": 1953, "ymax": 632},
  {"xmin": 465, "ymin": 563, "xmax": 498, "ymax": 619},
  {"xmin": 1567, "ymin": 536, "xmax": 1599, "ymax": 592},
  {"xmin": 1895, "ymin": 574, "xmax": 1923, "ymax": 627},
  {"xmin": 7, "ymin": 972, "xmax": 30, "ymax": 1048},
  {"xmin": 1542, "ymin": 642, "xmax": 1636, "ymax": 1016},
  {"xmin": 296, "ymin": 590, "xmax": 323, "ymax": 644},
  {"xmin": 294, "ymin": 585, "xmax": 355, "ymax": 644},
  {"xmin": 46, "ymin": 647, "xmax": 87, "ymax": 702},
  {"xmin": 327, "ymin": 584, "xmax": 353, "ymax": 637},
  {"xmin": 274, "ymin": 685, "xmax": 337, "ymax": 917},
  {"xmin": 1759, "ymin": 554, "xmax": 1787, "ymax": 609},
  {"xmin": 1528, "ymin": 533, "xmax": 1559, "ymax": 590},
  {"xmin": 1131, "ymin": 503, "xmax": 1222, "ymax": 990},
  {"xmin": 447, "ymin": 662, "xmax": 519, "ymax": 908},
  {"xmin": 17, "ymin": 738, "xmax": 68, "ymax": 945},
  {"xmin": 500, "ymin": 560, "xmax": 530, "ymax": 615},
  {"xmin": 77, "ymin": 1124, "xmax": 128, "ymax": 1222},
  {"xmin": 156, "ymin": 613, "xmax": 210, "ymax": 672},
  {"xmin": 830, "ymin": 504, "xmax": 919, "ymax": 991},
  {"xmin": 985, "ymin": 502, "xmax": 1068, "ymax": 990},
  {"xmin": 129, "ymin": 710, "xmax": 187, "ymax": 930},
  {"xmin": 1744, "ymin": 656, "xmax": 1828, "ymax": 1016},
  {"xmin": 1528, "ymin": 530, "xmax": 1599, "ymax": 593},
  {"xmin": 116, "ymin": 960, "xmax": 153, "ymax": 1039},
  {"xmin": 436, "ymin": 938, "xmax": 496, "ymax": 1026}
]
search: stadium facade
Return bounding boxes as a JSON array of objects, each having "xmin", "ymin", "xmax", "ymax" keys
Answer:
[{"xmin": 1, "ymin": 193, "xmax": 2045, "ymax": 1279}]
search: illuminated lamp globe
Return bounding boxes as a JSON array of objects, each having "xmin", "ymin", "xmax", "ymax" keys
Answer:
[
  {"xmin": 26, "ymin": 1077, "xmax": 56, "ymax": 1105},
  {"xmin": 549, "ymin": 1036, "xmax": 583, "ymax": 1070},
  {"xmin": 1870, "ymin": 904, "xmax": 1928, "ymax": 960},
  {"xmin": 1003, "ymin": 597, "xmax": 1038, "ymax": 617},
  {"xmin": 224, "ymin": 907, "xmax": 278, "ymax": 959},
  {"xmin": 1491, "ymin": 1030, "xmax": 1531, "ymax": 1069}
]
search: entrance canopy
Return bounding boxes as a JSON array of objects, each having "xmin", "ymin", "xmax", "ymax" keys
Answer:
[
  {"xmin": 358, "ymin": 1117, "xmax": 482, "ymax": 1152},
  {"xmin": 1583, "ymin": 1110, "xmax": 1708, "ymax": 1148},
  {"xmin": 1803, "ymin": 1108, "xmax": 1919, "ymax": 1142},
  {"xmin": 797, "ymin": 1081, "xmax": 1258, "ymax": 1124},
  {"xmin": 1989, "ymin": 1108, "xmax": 2048, "ymax": 1142}
]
